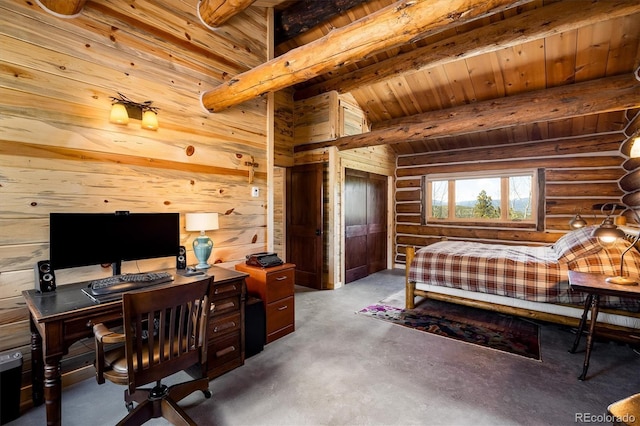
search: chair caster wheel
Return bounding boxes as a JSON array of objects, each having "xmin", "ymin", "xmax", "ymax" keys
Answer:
[
  {"xmin": 126, "ymin": 402, "xmax": 134, "ymax": 412},
  {"xmin": 203, "ymin": 389, "xmax": 212, "ymax": 399}
]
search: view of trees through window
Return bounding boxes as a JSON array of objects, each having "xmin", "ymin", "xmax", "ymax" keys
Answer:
[{"xmin": 428, "ymin": 172, "xmax": 535, "ymax": 223}]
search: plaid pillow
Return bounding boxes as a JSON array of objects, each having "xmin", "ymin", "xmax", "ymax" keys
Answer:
[{"xmin": 552, "ymin": 225, "xmax": 602, "ymax": 263}]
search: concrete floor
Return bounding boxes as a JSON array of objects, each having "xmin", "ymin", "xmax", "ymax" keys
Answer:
[{"xmin": 12, "ymin": 269, "xmax": 640, "ymax": 425}]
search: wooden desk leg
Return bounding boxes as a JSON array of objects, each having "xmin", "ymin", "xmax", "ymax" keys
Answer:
[
  {"xmin": 578, "ymin": 294, "xmax": 600, "ymax": 381},
  {"xmin": 569, "ymin": 293, "xmax": 592, "ymax": 354},
  {"xmin": 44, "ymin": 357, "xmax": 63, "ymax": 426},
  {"xmin": 30, "ymin": 316, "xmax": 44, "ymax": 406}
]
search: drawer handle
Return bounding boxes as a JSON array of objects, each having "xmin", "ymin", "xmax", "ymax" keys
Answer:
[
  {"xmin": 275, "ymin": 276, "xmax": 287, "ymax": 281},
  {"xmin": 214, "ymin": 301, "xmax": 236, "ymax": 311},
  {"xmin": 278, "ymin": 305, "xmax": 288, "ymax": 311},
  {"xmin": 216, "ymin": 346, "xmax": 236, "ymax": 357},
  {"xmin": 213, "ymin": 322, "xmax": 236, "ymax": 333},
  {"xmin": 214, "ymin": 285, "xmax": 237, "ymax": 295}
]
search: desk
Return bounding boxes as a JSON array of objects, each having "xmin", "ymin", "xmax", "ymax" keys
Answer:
[
  {"xmin": 22, "ymin": 266, "xmax": 247, "ymax": 426},
  {"xmin": 568, "ymin": 271, "xmax": 640, "ymax": 381}
]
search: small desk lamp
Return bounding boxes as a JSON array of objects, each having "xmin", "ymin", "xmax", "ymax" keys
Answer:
[
  {"xmin": 185, "ymin": 213, "xmax": 219, "ymax": 269},
  {"xmin": 591, "ymin": 204, "xmax": 638, "ymax": 285}
]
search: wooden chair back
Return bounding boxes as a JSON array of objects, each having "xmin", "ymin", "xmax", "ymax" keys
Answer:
[{"xmin": 121, "ymin": 277, "xmax": 211, "ymax": 395}]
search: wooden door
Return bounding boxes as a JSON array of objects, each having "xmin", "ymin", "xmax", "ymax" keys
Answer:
[
  {"xmin": 345, "ymin": 169, "xmax": 387, "ymax": 283},
  {"xmin": 287, "ymin": 163, "xmax": 324, "ymax": 289},
  {"xmin": 367, "ymin": 172, "xmax": 387, "ymax": 275},
  {"xmin": 345, "ymin": 170, "xmax": 368, "ymax": 282}
]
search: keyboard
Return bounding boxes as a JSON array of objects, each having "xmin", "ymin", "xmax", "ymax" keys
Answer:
[{"xmin": 89, "ymin": 272, "xmax": 174, "ymax": 296}]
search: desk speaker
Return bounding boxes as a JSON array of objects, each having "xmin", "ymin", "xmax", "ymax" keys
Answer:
[
  {"xmin": 35, "ymin": 260, "xmax": 56, "ymax": 292},
  {"xmin": 177, "ymin": 246, "xmax": 187, "ymax": 270}
]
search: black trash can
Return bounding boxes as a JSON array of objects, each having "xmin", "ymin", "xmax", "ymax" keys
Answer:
[
  {"xmin": 245, "ymin": 297, "xmax": 265, "ymax": 358},
  {"xmin": 0, "ymin": 351, "xmax": 23, "ymax": 425}
]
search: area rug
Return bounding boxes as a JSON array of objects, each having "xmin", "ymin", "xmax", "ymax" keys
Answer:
[{"xmin": 358, "ymin": 297, "xmax": 541, "ymax": 360}]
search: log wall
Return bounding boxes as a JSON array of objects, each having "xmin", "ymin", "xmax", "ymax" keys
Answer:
[
  {"xmin": 620, "ymin": 109, "xmax": 640, "ymax": 214},
  {"xmin": 0, "ymin": 0, "xmax": 272, "ymax": 405},
  {"xmin": 395, "ymin": 132, "xmax": 632, "ymax": 264}
]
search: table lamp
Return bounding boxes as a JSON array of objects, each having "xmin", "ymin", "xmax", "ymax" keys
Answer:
[
  {"xmin": 185, "ymin": 213, "xmax": 219, "ymax": 269},
  {"xmin": 591, "ymin": 204, "xmax": 638, "ymax": 285}
]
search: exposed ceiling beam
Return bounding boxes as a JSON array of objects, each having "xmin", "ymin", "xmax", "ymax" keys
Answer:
[
  {"xmin": 35, "ymin": 0, "xmax": 87, "ymax": 16},
  {"xmin": 295, "ymin": 0, "xmax": 640, "ymax": 100},
  {"xmin": 200, "ymin": 0, "xmax": 528, "ymax": 112},
  {"xmin": 275, "ymin": 0, "xmax": 369, "ymax": 44},
  {"xmin": 198, "ymin": 0, "xmax": 256, "ymax": 28},
  {"xmin": 294, "ymin": 72, "xmax": 640, "ymax": 152}
]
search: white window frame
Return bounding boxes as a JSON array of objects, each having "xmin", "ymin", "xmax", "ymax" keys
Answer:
[{"xmin": 424, "ymin": 169, "xmax": 539, "ymax": 225}]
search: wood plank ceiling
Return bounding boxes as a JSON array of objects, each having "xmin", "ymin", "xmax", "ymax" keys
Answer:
[{"xmin": 260, "ymin": 0, "xmax": 640, "ymax": 156}]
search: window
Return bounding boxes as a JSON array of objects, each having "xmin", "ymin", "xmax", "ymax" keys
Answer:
[{"xmin": 425, "ymin": 170, "xmax": 538, "ymax": 225}]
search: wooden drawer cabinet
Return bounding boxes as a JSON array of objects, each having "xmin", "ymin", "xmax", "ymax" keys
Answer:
[
  {"xmin": 266, "ymin": 295, "xmax": 294, "ymax": 342},
  {"xmin": 206, "ymin": 267, "xmax": 247, "ymax": 379},
  {"xmin": 235, "ymin": 263, "xmax": 295, "ymax": 343}
]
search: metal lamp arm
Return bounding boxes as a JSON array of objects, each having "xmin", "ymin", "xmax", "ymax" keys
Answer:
[
  {"xmin": 620, "ymin": 209, "xmax": 640, "ymax": 277},
  {"xmin": 619, "ymin": 237, "xmax": 638, "ymax": 277}
]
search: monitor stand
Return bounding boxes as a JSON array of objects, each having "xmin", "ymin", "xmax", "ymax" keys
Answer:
[{"xmin": 112, "ymin": 260, "xmax": 122, "ymax": 276}]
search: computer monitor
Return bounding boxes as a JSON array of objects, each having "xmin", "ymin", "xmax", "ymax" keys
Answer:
[{"xmin": 49, "ymin": 212, "xmax": 180, "ymax": 274}]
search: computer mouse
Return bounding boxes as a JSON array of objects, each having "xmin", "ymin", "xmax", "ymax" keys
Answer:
[{"xmin": 186, "ymin": 266, "xmax": 196, "ymax": 272}]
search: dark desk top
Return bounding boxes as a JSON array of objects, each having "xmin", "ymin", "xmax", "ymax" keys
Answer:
[{"xmin": 23, "ymin": 266, "xmax": 248, "ymax": 323}]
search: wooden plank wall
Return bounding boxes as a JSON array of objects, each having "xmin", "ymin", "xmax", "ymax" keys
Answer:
[
  {"xmin": 395, "ymin": 133, "xmax": 630, "ymax": 264},
  {"xmin": 292, "ymin": 93, "xmax": 395, "ymax": 287},
  {"xmin": 0, "ymin": 0, "xmax": 272, "ymax": 402}
]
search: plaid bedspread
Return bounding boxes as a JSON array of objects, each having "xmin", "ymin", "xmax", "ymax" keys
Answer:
[{"xmin": 408, "ymin": 241, "xmax": 578, "ymax": 304}]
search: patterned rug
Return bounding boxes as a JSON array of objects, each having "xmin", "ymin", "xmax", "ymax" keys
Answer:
[{"xmin": 358, "ymin": 298, "xmax": 541, "ymax": 360}]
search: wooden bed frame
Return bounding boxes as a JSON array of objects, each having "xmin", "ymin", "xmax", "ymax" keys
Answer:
[{"xmin": 404, "ymin": 227, "xmax": 640, "ymax": 338}]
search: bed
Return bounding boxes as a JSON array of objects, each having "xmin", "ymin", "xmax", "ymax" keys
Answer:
[{"xmin": 405, "ymin": 225, "xmax": 640, "ymax": 332}]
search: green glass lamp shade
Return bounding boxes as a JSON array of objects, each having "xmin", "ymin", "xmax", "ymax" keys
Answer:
[{"xmin": 193, "ymin": 234, "xmax": 213, "ymax": 269}]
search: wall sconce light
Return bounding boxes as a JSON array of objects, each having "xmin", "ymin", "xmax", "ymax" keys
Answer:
[
  {"xmin": 569, "ymin": 209, "xmax": 587, "ymax": 229},
  {"xmin": 629, "ymin": 131, "xmax": 640, "ymax": 158},
  {"xmin": 109, "ymin": 93, "xmax": 159, "ymax": 130}
]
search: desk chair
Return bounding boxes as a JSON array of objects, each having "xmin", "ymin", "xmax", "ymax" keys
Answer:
[{"xmin": 93, "ymin": 277, "xmax": 213, "ymax": 425}]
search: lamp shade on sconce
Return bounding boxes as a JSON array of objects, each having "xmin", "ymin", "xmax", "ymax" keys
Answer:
[
  {"xmin": 185, "ymin": 213, "xmax": 219, "ymax": 269},
  {"xmin": 109, "ymin": 103, "xmax": 129, "ymax": 124},
  {"xmin": 141, "ymin": 109, "xmax": 158, "ymax": 130},
  {"xmin": 109, "ymin": 93, "xmax": 159, "ymax": 130}
]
